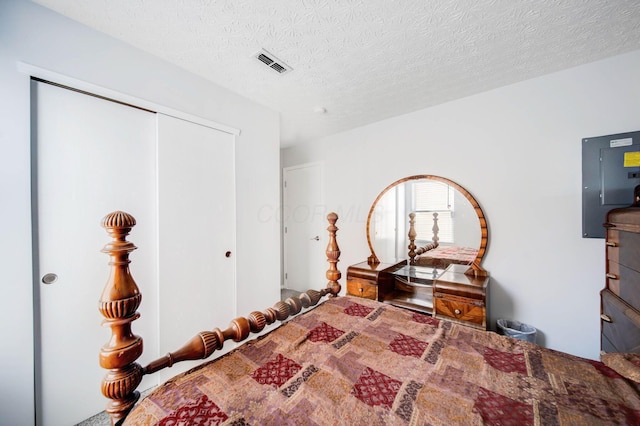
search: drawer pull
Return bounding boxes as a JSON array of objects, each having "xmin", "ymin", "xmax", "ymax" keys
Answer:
[
  {"xmin": 605, "ymin": 241, "xmax": 618, "ymax": 247},
  {"xmin": 454, "ymin": 309, "xmax": 462, "ymax": 315},
  {"xmin": 600, "ymin": 314, "xmax": 612, "ymax": 323},
  {"xmin": 359, "ymin": 287, "xmax": 363, "ymax": 293},
  {"xmin": 606, "ymin": 273, "xmax": 618, "ymax": 280}
]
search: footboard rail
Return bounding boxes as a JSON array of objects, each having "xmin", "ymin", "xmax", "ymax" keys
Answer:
[{"xmin": 98, "ymin": 211, "xmax": 341, "ymax": 425}]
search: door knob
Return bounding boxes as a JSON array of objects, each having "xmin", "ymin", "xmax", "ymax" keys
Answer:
[
  {"xmin": 42, "ymin": 273, "xmax": 58, "ymax": 285},
  {"xmin": 310, "ymin": 236, "xmax": 319, "ymax": 241}
]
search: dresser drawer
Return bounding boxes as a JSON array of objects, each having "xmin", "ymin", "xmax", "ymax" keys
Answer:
[
  {"xmin": 611, "ymin": 229, "xmax": 640, "ymax": 273},
  {"xmin": 434, "ymin": 292, "xmax": 485, "ymax": 328},
  {"xmin": 601, "ymin": 333, "xmax": 617, "ymax": 353},
  {"xmin": 606, "ymin": 262, "xmax": 640, "ymax": 311},
  {"xmin": 347, "ymin": 278, "xmax": 377, "ymax": 300},
  {"xmin": 605, "ymin": 229, "xmax": 620, "ymax": 265},
  {"xmin": 601, "ymin": 289, "xmax": 640, "ymax": 353}
]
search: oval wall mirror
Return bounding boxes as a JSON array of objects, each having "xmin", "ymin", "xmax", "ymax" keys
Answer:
[{"xmin": 365, "ymin": 175, "xmax": 488, "ymax": 275}]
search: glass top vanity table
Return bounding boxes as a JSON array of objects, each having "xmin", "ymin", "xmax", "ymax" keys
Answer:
[{"xmin": 346, "ymin": 175, "xmax": 490, "ymax": 329}]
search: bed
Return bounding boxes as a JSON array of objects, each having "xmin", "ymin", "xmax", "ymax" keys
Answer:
[
  {"xmin": 97, "ymin": 211, "xmax": 640, "ymax": 425},
  {"xmin": 407, "ymin": 211, "xmax": 479, "ymax": 269}
]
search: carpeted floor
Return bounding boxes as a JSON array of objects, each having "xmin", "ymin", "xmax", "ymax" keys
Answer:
[
  {"xmin": 76, "ymin": 410, "xmax": 109, "ymax": 426},
  {"xmin": 280, "ymin": 287, "xmax": 302, "ymax": 300}
]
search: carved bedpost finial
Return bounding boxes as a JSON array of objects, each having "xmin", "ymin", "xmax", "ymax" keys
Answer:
[
  {"xmin": 99, "ymin": 211, "xmax": 144, "ymax": 425},
  {"xmin": 408, "ymin": 212, "xmax": 417, "ymax": 264},
  {"xmin": 325, "ymin": 212, "xmax": 341, "ymax": 296}
]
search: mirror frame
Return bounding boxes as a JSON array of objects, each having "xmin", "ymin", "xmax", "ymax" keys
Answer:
[{"xmin": 365, "ymin": 175, "xmax": 488, "ymax": 276}]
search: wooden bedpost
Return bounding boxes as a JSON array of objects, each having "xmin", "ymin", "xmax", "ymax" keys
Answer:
[
  {"xmin": 431, "ymin": 212, "xmax": 439, "ymax": 246},
  {"xmin": 325, "ymin": 212, "xmax": 341, "ymax": 296},
  {"xmin": 99, "ymin": 211, "xmax": 143, "ymax": 425},
  {"xmin": 408, "ymin": 212, "xmax": 440, "ymax": 262},
  {"xmin": 408, "ymin": 212, "xmax": 417, "ymax": 264}
]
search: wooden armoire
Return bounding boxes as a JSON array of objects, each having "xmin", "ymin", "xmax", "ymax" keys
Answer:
[{"xmin": 601, "ymin": 186, "xmax": 640, "ymax": 353}]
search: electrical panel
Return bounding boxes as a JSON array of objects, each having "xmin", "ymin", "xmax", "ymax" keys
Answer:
[{"xmin": 582, "ymin": 130, "xmax": 640, "ymax": 238}]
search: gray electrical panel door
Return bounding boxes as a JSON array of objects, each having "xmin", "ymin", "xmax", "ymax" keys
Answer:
[{"xmin": 582, "ymin": 131, "xmax": 640, "ymax": 238}]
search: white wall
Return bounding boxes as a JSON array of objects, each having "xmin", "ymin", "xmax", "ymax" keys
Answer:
[
  {"xmin": 283, "ymin": 49, "xmax": 640, "ymax": 361},
  {"xmin": 0, "ymin": 1, "xmax": 280, "ymax": 423}
]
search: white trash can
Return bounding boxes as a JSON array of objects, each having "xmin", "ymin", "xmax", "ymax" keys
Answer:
[{"xmin": 497, "ymin": 319, "xmax": 536, "ymax": 343}]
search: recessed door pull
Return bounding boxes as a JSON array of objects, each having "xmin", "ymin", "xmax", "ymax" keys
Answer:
[{"xmin": 42, "ymin": 273, "xmax": 58, "ymax": 284}]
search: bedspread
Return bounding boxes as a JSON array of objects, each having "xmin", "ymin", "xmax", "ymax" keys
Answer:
[
  {"xmin": 125, "ymin": 296, "xmax": 640, "ymax": 425},
  {"xmin": 414, "ymin": 245, "xmax": 478, "ymax": 268}
]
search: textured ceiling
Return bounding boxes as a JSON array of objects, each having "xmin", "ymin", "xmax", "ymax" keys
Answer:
[{"xmin": 32, "ymin": 0, "xmax": 640, "ymax": 146}]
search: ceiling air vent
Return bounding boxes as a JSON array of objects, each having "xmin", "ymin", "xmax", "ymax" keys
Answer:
[{"xmin": 254, "ymin": 49, "xmax": 292, "ymax": 75}]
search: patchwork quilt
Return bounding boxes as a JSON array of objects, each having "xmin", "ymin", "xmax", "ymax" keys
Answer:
[
  {"xmin": 124, "ymin": 296, "xmax": 640, "ymax": 425},
  {"xmin": 414, "ymin": 245, "xmax": 478, "ymax": 268}
]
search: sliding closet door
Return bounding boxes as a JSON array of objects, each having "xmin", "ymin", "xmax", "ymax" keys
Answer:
[
  {"xmin": 33, "ymin": 81, "xmax": 160, "ymax": 425},
  {"xmin": 157, "ymin": 114, "xmax": 236, "ymax": 382}
]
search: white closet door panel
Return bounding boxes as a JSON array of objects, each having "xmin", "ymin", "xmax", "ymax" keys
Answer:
[
  {"xmin": 35, "ymin": 82, "xmax": 159, "ymax": 426},
  {"xmin": 157, "ymin": 114, "xmax": 236, "ymax": 382}
]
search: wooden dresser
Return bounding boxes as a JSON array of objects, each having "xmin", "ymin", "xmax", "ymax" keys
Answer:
[
  {"xmin": 355, "ymin": 175, "xmax": 491, "ymax": 330},
  {"xmin": 347, "ymin": 261, "xmax": 489, "ymax": 330},
  {"xmin": 433, "ymin": 264, "xmax": 489, "ymax": 330},
  {"xmin": 346, "ymin": 261, "xmax": 405, "ymax": 301},
  {"xmin": 602, "ymin": 198, "xmax": 640, "ymax": 353}
]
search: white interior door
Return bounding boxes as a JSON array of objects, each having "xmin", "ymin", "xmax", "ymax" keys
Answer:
[
  {"xmin": 33, "ymin": 81, "xmax": 160, "ymax": 426},
  {"xmin": 157, "ymin": 114, "xmax": 236, "ymax": 382},
  {"xmin": 283, "ymin": 163, "xmax": 325, "ymax": 292}
]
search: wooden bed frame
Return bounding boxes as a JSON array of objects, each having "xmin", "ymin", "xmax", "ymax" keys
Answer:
[
  {"xmin": 407, "ymin": 211, "xmax": 439, "ymax": 263},
  {"xmin": 98, "ymin": 210, "xmax": 342, "ymax": 424}
]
